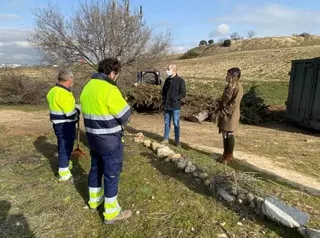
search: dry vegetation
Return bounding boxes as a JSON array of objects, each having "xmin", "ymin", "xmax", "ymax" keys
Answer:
[
  {"xmin": 176, "ymin": 45, "xmax": 320, "ymax": 82},
  {"xmin": 1, "ymin": 36, "xmax": 320, "ymax": 237},
  {"xmin": 0, "ymin": 109, "xmax": 319, "ymax": 237}
]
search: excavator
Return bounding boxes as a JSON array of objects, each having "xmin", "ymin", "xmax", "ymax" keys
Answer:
[{"xmin": 136, "ymin": 70, "xmax": 162, "ymax": 85}]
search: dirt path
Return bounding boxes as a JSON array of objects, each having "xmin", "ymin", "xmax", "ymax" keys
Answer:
[
  {"xmin": 129, "ymin": 114, "xmax": 320, "ymax": 196},
  {"xmin": 0, "ymin": 108, "xmax": 319, "ymax": 196}
]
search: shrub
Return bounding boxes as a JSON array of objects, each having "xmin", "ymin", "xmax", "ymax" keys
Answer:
[
  {"xmin": 299, "ymin": 32, "xmax": 311, "ymax": 37},
  {"xmin": 247, "ymin": 30, "xmax": 256, "ymax": 39},
  {"xmin": 199, "ymin": 40, "xmax": 207, "ymax": 46},
  {"xmin": 0, "ymin": 69, "xmax": 50, "ymax": 105},
  {"xmin": 208, "ymin": 39, "xmax": 214, "ymax": 45},
  {"xmin": 240, "ymin": 85, "xmax": 269, "ymax": 125},
  {"xmin": 223, "ymin": 39, "xmax": 232, "ymax": 47},
  {"xmin": 179, "ymin": 50, "xmax": 200, "ymax": 60}
]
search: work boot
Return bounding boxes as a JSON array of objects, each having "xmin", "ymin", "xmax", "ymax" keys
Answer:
[
  {"xmin": 57, "ymin": 174, "xmax": 73, "ymax": 182},
  {"xmin": 89, "ymin": 202, "xmax": 103, "ymax": 213},
  {"xmin": 104, "ymin": 210, "xmax": 133, "ymax": 224},
  {"xmin": 161, "ymin": 139, "xmax": 169, "ymax": 145}
]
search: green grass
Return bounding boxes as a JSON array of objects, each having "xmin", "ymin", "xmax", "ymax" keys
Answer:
[
  {"xmin": 250, "ymin": 81, "xmax": 289, "ymax": 105},
  {"xmin": 188, "ymin": 80, "xmax": 289, "ymax": 106},
  {"xmin": 0, "ymin": 125, "xmax": 320, "ymax": 238}
]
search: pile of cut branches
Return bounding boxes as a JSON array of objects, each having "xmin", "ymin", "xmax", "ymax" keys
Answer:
[
  {"xmin": 0, "ymin": 69, "xmax": 50, "ymax": 105},
  {"xmin": 126, "ymin": 84, "xmax": 163, "ymax": 112},
  {"xmin": 126, "ymin": 84, "xmax": 217, "ymax": 121},
  {"xmin": 126, "ymin": 84, "xmax": 271, "ymax": 125}
]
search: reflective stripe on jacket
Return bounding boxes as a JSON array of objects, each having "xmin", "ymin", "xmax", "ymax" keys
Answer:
[
  {"xmin": 80, "ymin": 73, "xmax": 131, "ymax": 153},
  {"xmin": 46, "ymin": 84, "xmax": 79, "ymax": 124}
]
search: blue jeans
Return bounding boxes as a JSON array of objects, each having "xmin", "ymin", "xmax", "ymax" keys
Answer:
[{"xmin": 164, "ymin": 110, "xmax": 180, "ymax": 142}]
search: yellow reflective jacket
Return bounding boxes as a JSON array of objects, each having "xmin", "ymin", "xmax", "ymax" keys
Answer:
[
  {"xmin": 80, "ymin": 73, "xmax": 131, "ymax": 152},
  {"xmin": 47, "ymin": 83, "xmax": 79, "ymax": 124}
]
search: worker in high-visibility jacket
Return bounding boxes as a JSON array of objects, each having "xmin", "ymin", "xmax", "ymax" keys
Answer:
[
  {"xmin": 80, "ymin": 58, "xmax": 132, "ymax": 224},
  {"xmin": 47, "ymin": 70, "xmax": 80, "ymax": 181}
]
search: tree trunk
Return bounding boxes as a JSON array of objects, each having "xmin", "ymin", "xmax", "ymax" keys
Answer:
[{"xmin": 187, "ymin": 110, "xmax": 209, "ymax": 123}]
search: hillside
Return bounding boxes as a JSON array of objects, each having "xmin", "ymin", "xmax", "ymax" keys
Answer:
[
  {"xmin": 174, "ymin": 45, "xmax": 320, "ymax": 82},
  {"xmin": 163, "ymin": 36, "xmax": 320, "ymax": 105},
  {"xmin": 183, "ymin": 35, "xmax": 320, "ymax": 58}
]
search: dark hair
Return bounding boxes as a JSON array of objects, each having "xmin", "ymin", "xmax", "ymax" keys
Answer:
[
  {"xmin": 223, "ymin": 67, "xmax": 241, "ymax": 100},
  {"xmin": 98, "ymin": 58, "xmax": 121, "ymax": 75},
  {"xmin": 227, "ymin": 67, "xmax": 241, "ymax": 81}
]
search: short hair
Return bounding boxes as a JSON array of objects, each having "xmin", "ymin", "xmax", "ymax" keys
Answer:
[
  {"xmin": 98, "ymin": 58, "xmax": 121, "ymax": 75},
  {"xmin": 169, "ymin": 64, "xmax": 177, "ymax": 71},
  {"xmin": 58, "ymin": 70, "xmax": 73, "ymax": 82}
]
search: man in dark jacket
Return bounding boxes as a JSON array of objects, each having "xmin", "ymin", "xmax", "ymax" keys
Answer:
[{"xmin": 161, "ymin": 64, "xmax": 186, "ymax": 147}]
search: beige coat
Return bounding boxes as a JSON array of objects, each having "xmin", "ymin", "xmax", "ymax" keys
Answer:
[{"xmin": 217, "ymin": 84, "xmax": 244, "ymax": 132}]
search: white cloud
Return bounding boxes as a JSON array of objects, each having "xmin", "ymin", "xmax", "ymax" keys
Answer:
[
  {"xmin": 209, "ymin": 3, "xmax": 320, "ymax": 36},
  {"xmin": 0, "ymin": 28, "xmax": 38, "ymax": 64},
  {"xmin": 217, "ymin": 24, "xmax": 230, "ymax": 35},
  {"xmin": 209, "ymin": 24, "xmax": 230, "ymax": 38},
  {"xmin": 14, "ymin": 41, "xmax": 31, "ymax": 48},
  {"xmin": 169, "ymin": 45, "xmax": 188, "ymax": 54},
  {"xmin": 0, "ymin": 14, "xmax": 21, "ymax": 21}
]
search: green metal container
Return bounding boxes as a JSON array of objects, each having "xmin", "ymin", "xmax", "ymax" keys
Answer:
[{"xmin": 286, "ymin": 57, "xmax": 320, "ymax": 130}]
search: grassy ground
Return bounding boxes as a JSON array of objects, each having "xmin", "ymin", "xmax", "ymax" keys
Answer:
[
  {"xmin": 0, "ymin": 115, "xmax": 320, "ymax": 238},
  {"xmin": 174, "ymin": 46, "xmax": 320, "ymax": 82},
  {"xmin": 187, "ymin": 80, "xmax": 288, "ymax": 106}
]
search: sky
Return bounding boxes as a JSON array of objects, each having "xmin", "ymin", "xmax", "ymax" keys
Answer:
[{"xmin": 1, "ymin": 0, "xmax": 320, "ymax": 64}]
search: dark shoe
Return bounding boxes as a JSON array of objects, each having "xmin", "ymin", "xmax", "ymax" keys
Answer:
[
  {"xmin": 175, "ymin": 141, "xmax": 181, "ymax": 147},
  {"xmin": 104, "ymin": 210, "xmax": 132, "ymax": 224}
]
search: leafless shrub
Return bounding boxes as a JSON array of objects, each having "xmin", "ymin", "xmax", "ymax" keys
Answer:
[
  {"xmin": 230, "ymin": 32, "xmax": 243, "ymax": 40},
  {"xmin": 0, "ymin": 69, "xmax": 50, "ymax": 105},
  {"xmin": 247, "ymin": 30, "xmax": 256, "ymax": 39},
  {"xmin": 30, "ymin": 0, "xmax": 171, "ymax": 72}
]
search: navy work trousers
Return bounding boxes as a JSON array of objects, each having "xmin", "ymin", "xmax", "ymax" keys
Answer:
[
  {"xmin": 53, "ymin": 122, "xmax": 76, "ymax": 169},
  {"xmin": 88, "ymin": 141, "xmax": 124, "ymax": 198}
]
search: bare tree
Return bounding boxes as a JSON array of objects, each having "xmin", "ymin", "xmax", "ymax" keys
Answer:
[
  {"xmin": 247, "ymin": 30, "xmax": 256, "ymax": 39},
  {"xmin": 230, "ymin": 32, "xmax": 242, "ymax": 40},
  {"xmin": 30, "ymin": 0, "xmax": 171, "ymax": 70}
]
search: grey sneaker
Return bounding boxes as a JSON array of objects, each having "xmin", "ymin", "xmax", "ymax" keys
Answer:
[
  {"xmin": 175, "ymin": 141, "xmax": 181, "ymax": 148},
  {"xmin": 104, "ymin": 210, "xmax": 132, "ymax": 224},
  {"xmin": 161, "ymin": 140, "xmax": 169, "ymax": 145}
]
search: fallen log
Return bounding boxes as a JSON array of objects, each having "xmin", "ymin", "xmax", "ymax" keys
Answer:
[{"xmin": 187, "ymin": 110, "xmax": 209, "ymax": 123}]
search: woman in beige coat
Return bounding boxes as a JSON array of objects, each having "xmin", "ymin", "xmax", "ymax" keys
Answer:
[{"xmin": 215, "ymin": 67, "xmax": 243, "ymax": 164}]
